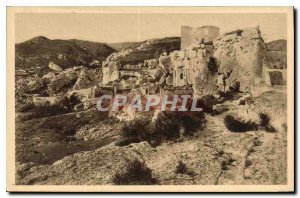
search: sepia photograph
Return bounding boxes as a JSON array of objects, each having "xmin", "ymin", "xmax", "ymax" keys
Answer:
[{"xmin": 6, "ymin": 6, "xmax": 294, "ymax": 192}]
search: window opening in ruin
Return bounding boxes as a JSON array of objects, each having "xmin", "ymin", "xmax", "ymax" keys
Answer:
[{"xmin": 180, "ymin": 73, "xmax": 184, "ymax": 80}]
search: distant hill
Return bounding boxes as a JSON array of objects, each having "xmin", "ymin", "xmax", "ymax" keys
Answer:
[
  {"xmin": 15, "ymin": 36, "xmax": 116, "ymax": 74},
  {"xmin": 69, "ymin": 39, "xmax": 115, "ymax": 58},
  {"xmin": 265, "ymin": 39, "xmax": 287, "ymax": 69},
  {"xmin": 108, "ymin": 41, "xmax": 143, "ymax": 51},
  {"xmin": 266, "ymin": 39, "xmax": 287, "ymax": 51},
  {"xmin": 107, "ymin": 37, "xmax": 181, "ymax": 66}
]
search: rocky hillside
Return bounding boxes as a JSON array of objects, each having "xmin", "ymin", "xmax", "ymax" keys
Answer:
[
  {"xmin": 106, "ymin": 37, "xmax": 181, "ymax": 66},
  {"xmin": 108, "ymin": 41, "xmax": 143, "ymax": 51},
  {"xmin": 69, "ymin": 39, "xmax": 115, "ymax": 59},
  {"xmin": 16, "ymin": 87, "xmax": 287, "ymax": 185},
  {"xmin": 15, "ymin": 36, "xmax": 116, "ymax": 73}
]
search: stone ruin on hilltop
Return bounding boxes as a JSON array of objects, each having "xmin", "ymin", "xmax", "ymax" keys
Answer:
[
  {"xmin": 100, "ymin": 25, "xmax": 286, "ymax": 98},
  {"xmin": 27, "ymin": 25, "xmax": 287, "ymax": 110}
]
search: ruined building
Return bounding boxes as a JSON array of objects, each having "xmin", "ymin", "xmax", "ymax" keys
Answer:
[
  {"xmin": 164, "ymin": 41, "xmax": 216, "ymax": 95},
  {"xmin": 181, "ymin": 25, "xmax": 220, "ymax": 49},
  {"xmin": 101, "ymin": 25, "xmax": 276, "ymax": 96}
]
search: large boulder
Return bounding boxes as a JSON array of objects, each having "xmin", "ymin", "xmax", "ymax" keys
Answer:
[
  {"xmin": 213, "ymin": 27, "xmax": 266, "ymax": 92},
  {"xmin": 48, "ymin": 61, "xmax": 63, "ymax": 71},
  {"xmin": 48, "ymin": 69, "xmax": 79, "ymax": 94},
  {"xmin": 42, "ymin": 72, "xmax": 56, "ymax": 83},
  {"xmin": 24, "ymin": 77, "xmax": 45, "ymax": 94},
  {"xmin": 73, "ymin": 67, "xmax": 101, "ymax": 90}
]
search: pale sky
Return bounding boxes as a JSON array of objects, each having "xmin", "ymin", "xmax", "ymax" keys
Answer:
[{"xmin": 15, "ymin": 13, "xmax": 287, "ymax": 43}]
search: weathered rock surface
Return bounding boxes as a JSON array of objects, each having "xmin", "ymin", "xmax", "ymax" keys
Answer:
[
  {"xmin": 16, "ymin": 87, "xmax": 287, "ymax": 185},
  {"xmin": 23, "ymin": 77, "xmax": 45, "ymax": 94},
  {"xmin": 48, "ymin": 61, "xmax": 62, "ymax": 71},
  {"xmin": 169, "ymin": 44, "xmax": 217, "ymax": 95},
  {"xmin": 48, "ymin": 69, "xmax": 80, "ymax": 94},
  {"xmin": 73, "ymin": 68, "xmax": 101, "ymax": 90},
  {"xmin": 42, "ymin": 72, "xmax": 56, "ymax": 83},
  {"xmin": 106, "ymin": 37, "xmax": 180, "ymax": 67},
  {"xmin": 213, "ymin": 27, "xmax": 266, "ymax": 92}
]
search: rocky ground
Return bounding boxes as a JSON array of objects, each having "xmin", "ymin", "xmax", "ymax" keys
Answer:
[{"xmin": 15, "ymin": 85, "xmax": 287, "ymax": 185}]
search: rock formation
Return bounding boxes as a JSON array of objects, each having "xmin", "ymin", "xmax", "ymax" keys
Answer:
[
  {"xmin": 167, "ymin": 42, "xmax": 217, "ymax": 95},
  {"xmin": 48, "ymin": 69, "xmax": 80, "ymax": 94},
  {"xmin": 213, "ymin": 27, "xmax": 266, "ymax": 92},
  {"xmin": 73, "ymin": 67, "xmax": 101, "ymax": 90},
  {"xmin": 48, "ymin": 61, "xmax": 63, "ymax": 71}
]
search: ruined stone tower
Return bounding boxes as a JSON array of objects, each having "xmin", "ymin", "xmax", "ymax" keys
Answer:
[{"xmin": 181, "ymin": 25, "xmax": 220, "ymax": 50}]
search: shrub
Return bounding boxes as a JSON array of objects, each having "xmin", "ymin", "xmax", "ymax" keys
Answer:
[
  {"xmin": 224, "ymin": 115, "xmax": 257, "ymax": 132},
  {"xmin": 120, "ymin": 111, "xmax": 205, "ymax": 146},
  {"xmin": 258, "ymin": 113, "xmax": 276, "ymax": 132},
  {"xmin": 245, "ymin": 159, "xmax": 252, "ymax": 168},
  {"xmin": 175, "ymin": 160, "xmax": 188, "ymax": 174},
  {"xmin": 258, "ymin": 113, "xmax": 270, "ymax": 126},
  {"xmin": 154, "ymin": 112, "xmax": 205, "ymax": 140},
  {"xmin": 121, "ymin": 118, "xmax": 152, "ymax": 142},
  {"xmin": 198, "ymin": 95, "xmax": 216, "ymax": 113},
  {"xmin": 224, "ymin": 113, "xmax": 276, "ymax": 133},
  {"xmin": 112, "ymin": 159, "xmax": 157, "ymax": 185},
  {"xmin": 150, "ymin": 112, "xmax": 182, "ymax": 142},
  {"xmin": 175, "ymin": 160, "xmax": 195, "ymax": 176}
]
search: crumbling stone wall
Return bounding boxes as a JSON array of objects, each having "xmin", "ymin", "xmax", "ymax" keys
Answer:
[
  {"xmin": 265, "ymin": 70, "xmax": 284, "ymax": 86},
  {"xmin": 169, "ymin": 43, "xmax": 217, "ymax": 95},
  {"xmin": 181, "ymin": 26, "xmax": 220, "ymax": 49}
]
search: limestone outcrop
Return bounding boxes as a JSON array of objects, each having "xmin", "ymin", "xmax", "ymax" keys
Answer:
[
  {"xmin": 24, "ymin": 77, "xmax": 45, "ymax": 94},
  {"xmin": 48, "ymin": 69, "xmax": 80, "ymax": 94},
  {"xmin": 168, "ymin": 43, "xmax": 218, "ymax": 95},
  {"xmin": 42, "ymin": 72, "xmax": 56, "ymax": 83},
  {"xmin": 213, "ymin": 27, "xmax": 266, "ymax": 92},
  {"xmin": 48, "ymin": 61, "xmax": 63, "ymax": 71},
  {"xmin": 73, "ymin": 68, "xmax": 101, "ymax": 90}
]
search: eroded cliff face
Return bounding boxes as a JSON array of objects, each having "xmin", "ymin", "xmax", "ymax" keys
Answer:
[
  {"xmin": 168, "ymin": 44, "xmax": 218, "ymax": 95},
  {"xmin": 213, "ymin": 27, "xmax": 266, "ymax": 92},
  {"xmin": 167, "ymin": 27, "xmax": 267, "ymax": 95}
]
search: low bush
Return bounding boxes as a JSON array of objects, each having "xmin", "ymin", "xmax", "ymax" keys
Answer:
[
  {"xmin": 120, "ymin": 111, "xmax": 205, "ymax": 146},
  {"xmin": 224, "ymin": 112, "xmax": 276, "ymax": 133},
  {"xmin": 258, "ymin": 113, "xmax": 270, "ymax": 126},
  {"xmin": 198, "ymin": 95, "xmax": 216, "ymax": 113},
  {"xmin": 122, "ymin": 118, "xmax": 152, "ymax": 142},
  {"xmin": 112, "ymin": 159, "xmax": 157, "ymax": 185},
  {"xmin": 224, "ymin": 115, "xmax": 258, "ymax": 132},
  {"xmin": 175, "ymin": 160, "xmax": 195, "ymax": 176},
  {"xmin": 258, "ymin": 113, "xmax": 276, "ymax": 132}
]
